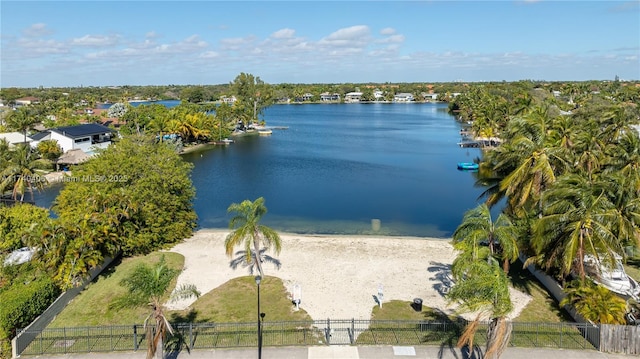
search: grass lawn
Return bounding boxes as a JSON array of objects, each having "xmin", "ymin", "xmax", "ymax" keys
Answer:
[
  {"xmin": 170, "ymin": 275, "xmax": 311, "ymax": 323},
  {"xmin": 49, "ymin": 252, "xmax": 185, "ymax": 327},
  {"xmin": 49, "ymin": 252, "xmax": 311, "ymax": 328},
  {"xmin": 507, "ymin": 261, "xmax": 573, "ymax": 323},
  {"xmin": 624, "ymin": 257, "xmax": 640, "ymax": 283}
]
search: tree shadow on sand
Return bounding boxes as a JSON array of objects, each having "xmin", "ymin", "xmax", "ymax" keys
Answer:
[
  {"xmin": 428, "ymin": 261, "xmax": 455, "ymax": 296},
  {"xmin": 229, "ymin": 247, "xmax": 281, "ymax": 275}
]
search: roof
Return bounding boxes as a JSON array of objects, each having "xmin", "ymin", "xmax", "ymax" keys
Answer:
[
  {"xmin": 29, "ymin": 131, "xmax": 51, "ymax": 141},
  {"xmin": 56, "ymin": 148, "xmax": 90, "ymax": 165},
  {"xmin": 50, "ymin": 124, "xmax": 114, "ymax": 139},
  {"xmin": 0, "ymin": 132, "xmax": 32, "ymax": 144}
]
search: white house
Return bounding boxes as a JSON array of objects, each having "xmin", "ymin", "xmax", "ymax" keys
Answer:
[
  {"xmin": 320, "ymin": 92, "xmax": 340, "ymax": 102},
  {"xmin": 373, "ymin": 90, "xmax": 384, "ymax": 101},
  {"xmin": 49, "ymin": 124, "xmax": 114, "ymax": 153},
  {"xmin": 28, "ymin": 131, "xmax": 51, "ymax": 149},
  {"xmin": 0, "ymin": 132, "xmax": 33, "ymax": 147},
  {"xmin": 394, "ymin": 93, "xmax": 415, "ymax": 102},
  {"xmin": 344, "ymin": 92, "xmax": 363, "ymax": 102}
]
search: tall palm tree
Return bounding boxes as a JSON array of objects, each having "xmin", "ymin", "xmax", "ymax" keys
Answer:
[
  {"xmin": 531, "ymin": 174, "xmax": 619, "ymax": 280},
  {"xmin": 5, "ymin": 107, "xmax": 38, "ymax": 143},
  {"xmin": 452, "ymin": 204, "xmax": 519, "ymax": 272},
  {"xmin": 225, "ymin": 197, "xmax": 281, "ymax": 277},
  {"xmin": 113, "ymin": 255, "xmax": 200, "ymax": 359},
  {"xmin": 0, "ymin": 144, "xmax": 50, "ymax": 202}
]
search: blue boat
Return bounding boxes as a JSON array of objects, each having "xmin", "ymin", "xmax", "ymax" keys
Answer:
[{"xmin": 457, "ymin": 162, "xmax": 479, "ymax": 171}]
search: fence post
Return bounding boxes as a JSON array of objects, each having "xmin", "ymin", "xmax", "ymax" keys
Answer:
[
  {"xmin": 350, "ymin": 319, "xmax": 355, "ymax": 344},
  {"xmin": 189, "ymin": 323, "xmax": 194, "ymax": 349},
  {"xmin": 325, "ymin": 318, "xmax": 331, "ymax": 345},
  {"xmin": 133, "ymin": 325, "xmax": 138, "ymax": 351}
]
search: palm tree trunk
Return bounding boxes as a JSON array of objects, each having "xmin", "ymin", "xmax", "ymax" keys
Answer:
[
  {"xmin": 485, "ymin": 317, "xmax": 512, "ymax": 359},
  {"xmin": 253, "ymin": 235, "xmax": 264, "ymax": 277}
]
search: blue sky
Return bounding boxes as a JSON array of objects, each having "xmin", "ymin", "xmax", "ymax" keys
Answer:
[{"xmin": 1, "ymin": 1, "xmax": 639, "ymax": 87}]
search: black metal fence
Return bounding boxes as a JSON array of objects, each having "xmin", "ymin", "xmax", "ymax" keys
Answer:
[{"xmin": 15, "ymin": 319, "xmax": 600, "ymax": 356}]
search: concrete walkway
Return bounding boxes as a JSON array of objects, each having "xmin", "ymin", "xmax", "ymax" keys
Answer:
[{"xmin": 26, "ymin": 345, "xmax": 636, "ymax": 359}]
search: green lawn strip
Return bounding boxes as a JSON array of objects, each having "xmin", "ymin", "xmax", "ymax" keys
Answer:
[
  {"xmin": 624, "ymin": 257, "xmax": 640, "ymax": 282},
  {"xmin": 508, "ymin": 262, "xmax": 573, "ymax": 323},
  {"xmin": 356, "ymin": 300, "xmax": 462, "ymax": 346},
  {"xmin": 175, "ymin": 275, "xmax": 317, "ymax": 347},
  {"xmin": 49, "ymin": 252, "xmax": 185, "ymax": 328}
]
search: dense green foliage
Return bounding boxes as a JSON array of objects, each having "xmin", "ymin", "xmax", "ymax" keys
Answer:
[
  {"xmin": 54, "ymin": 136, "xmax": 197, "ymax": 255},
  {"xmin": 560, "ymin": 280, "xmax": 628, "ymax": 324},
  {"xmin": 450, "ymin": 80, "xmax": 640, "ymax": 329},
  {"xmin": 0, "ymin": 276, "xmax": 60, "ymax": 342},
  {"xmin": 0, "ymin": 204, "xmax": 50, "ymax": 253}
]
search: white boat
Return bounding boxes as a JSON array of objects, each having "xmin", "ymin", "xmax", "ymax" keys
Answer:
[
  {"xmin": 584, "ymin": 254, "xmax": 640, "ymax": 300},
  {"xmin": 258, "ymin": 129, "xmax": 272, "ymax": 136}
]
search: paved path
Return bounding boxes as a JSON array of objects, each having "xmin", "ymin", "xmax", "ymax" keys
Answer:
[{"xmin": 26, "ymin": 345, "xmax": 636, "ymax": 358}]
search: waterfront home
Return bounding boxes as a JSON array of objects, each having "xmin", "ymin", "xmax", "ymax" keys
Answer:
[
  {"xmin": 344, "ymin": 92, "xmax": 363, "ymax": 103},
  {"xmin": 28, "ymin": 131, "xmax": 51, "ymax": 149},
  {"xmin": 302, "ymin": 93, "xmax": 314, "ymax": 101},
  {"xmin": 320, "ymin": 92, "xmax": 340, "ymax": 102},
  {"xmin": 374, "ymin": 90, "xmax": 384, "ymax": 101},
  {"xmin": 394, "ymin": 93, "xmax": 415, "ymax": 102},
  {"xmin": 50, "ymin": 123, "xmax": 114, "ymax": 153}
]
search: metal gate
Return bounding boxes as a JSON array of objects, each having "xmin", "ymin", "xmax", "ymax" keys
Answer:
[{"xmin": 318, "ymin": 319, "xmax": 367, "ymax": 345}]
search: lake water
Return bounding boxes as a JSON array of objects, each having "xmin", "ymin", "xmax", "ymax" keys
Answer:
[{"xmin": 36, "ymin": 102, "xmax": 491, "ymax": 237}]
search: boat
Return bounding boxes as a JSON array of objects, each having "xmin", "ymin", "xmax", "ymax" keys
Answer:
[
  {"xmin": 583, "ymin": 254, "xmax": 640, "ymax": 301},
  {"xmin": 213, "ymin": 138, "xmax": 234, "ymax": 145},
  {"xmin": 457, "ymin": 162, "xmax": 479, "ymax": 171},
  {"xmin": 258, "ymin": 129, "xmax": 272, "ymax": 136}
]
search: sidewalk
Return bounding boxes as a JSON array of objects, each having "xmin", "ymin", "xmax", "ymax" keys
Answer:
[{"xmin": 27, "ymin": 345, "xmax": 636, "ymax": 359}]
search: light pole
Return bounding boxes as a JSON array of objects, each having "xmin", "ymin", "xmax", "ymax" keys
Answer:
[{"xmin": 255, "ymin": 275, "xmax": 263, "ymax": 359}]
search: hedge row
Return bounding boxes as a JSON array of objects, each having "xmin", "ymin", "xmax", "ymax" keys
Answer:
[{"xmin": 0, "ymin": 277, "xmax": 60, "ymax": 340}]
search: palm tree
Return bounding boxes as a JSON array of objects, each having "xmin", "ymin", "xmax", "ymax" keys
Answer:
[
  {"xmin": 225, "ymin": 197, "xmax": 281, "ymax": 277},
  {"xmin": 229, "ymin": 247, "xmax": 282, "ymax": 275},
  {"xmin": 5, "ymin": 107, "xmax": 38, "ymax": 143},
  {"xmin": 0, "ymin": 144, "xmax": 50, "ymax": 202},
  {"xmin": 452, "ymin": 204, "xmax": 519, "ymax": 272},
  {"xmin": 447, "ymin": 257, "xmax": 513, "ymax": 359},
  {"xmin": 560, "ymin": 280, "xmax": 628, "ymax": 324},
  {"xmin": 531, "ymin": 174, "xmax": 619, "ymax": 280},
  {"xmin": 113, "ymin": 255, "xmax": 200, "ymax": 359}
]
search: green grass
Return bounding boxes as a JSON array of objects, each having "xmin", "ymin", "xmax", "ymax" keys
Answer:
[
  {"xmin": 170, "ymin": 275, "xmax": 312, "ymax": 323},
  {"xmin": 49, "ymin": 253, "xmax": 312, "ymax": 328},
  {"xmin": 624, "ymin": 257, "xmax": 640, "ymax": 282},
  {"xmin": 508, "ymin": 262, "xmax": 573, "ymax": 323},
  {"xmin": 49, "ymin": 252, "xmax": 185, "ymax": 327}
]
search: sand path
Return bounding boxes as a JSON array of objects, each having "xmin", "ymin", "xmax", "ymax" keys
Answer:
[{"xmin": 165, "ymin": 229, "xmax": 531, "ymax": 321}]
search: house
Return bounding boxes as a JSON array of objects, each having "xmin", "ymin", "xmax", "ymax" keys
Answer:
[
  {"xmin": 320, "ymin": 92, "xmax": 340, "ymax": 102},
  {"xmin": 14, "ymin": 97, "xmax": 40, "ymax": 106},
  {"xmin": 373, "ymin": 90, "xmax": 384, "ymax": 101},
  {"xmin": 302, "ymin": 93, "xmax": 314, "ymax": 102},
  {"xmin": 49, "ymin": 123, "xmax": 114, "ymax": 153},
  {"xmin": 221, "ymin": 96, "xmax": 237, "ymax": 104},
  {"xmin": 423, "ymin": 93, "xmax": 438, "ymax": 101},
  {"xmin": 394, "ymin": 93, "xmax": 415, "ymax": 102},
  {"xmin": 344, "ymin": 92, "xmax": 363, "ymax": 103},
  {"xmin": 0, "ymin": 132, "xmax": 33, "ymax": 147},
  {"xmin": 28, "ymin": 131, "xmax": 52, "ymax": 149}
]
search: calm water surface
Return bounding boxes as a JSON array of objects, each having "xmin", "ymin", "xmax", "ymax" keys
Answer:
[
  {"xmin": 182, "ymin": 103, "xmax": 486, "ymax": 237},
  {"xmin": 36, "ymin": 102, "xmax": 489, "ymax": 237}
]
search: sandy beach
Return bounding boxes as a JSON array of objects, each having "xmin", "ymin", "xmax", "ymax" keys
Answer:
[{"xmin": 165, "ymin": 229, "xmax": 531, "ymax": 321}]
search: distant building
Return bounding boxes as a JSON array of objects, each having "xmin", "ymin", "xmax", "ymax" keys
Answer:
[
  {"xmin": 344, "ymin": 92, "xmax": 363, "ymax": 103},
  {"xmin": 320, "ymin": 92, "xmax": 340, "ymax": 102},
  {"xmin": 393, "ymin": 93, "xmax": 414, "ymax": 102},
  {"xmin": 221, "ymin": 96, "xmax": 237, "ymax": 104},
  {"xmin": 373, "ymin": 90, "xmax": 384, "ymax": 101},
  {"xmin": 14, "ymin": 97, "xmax": 40, "ymax": 106}
]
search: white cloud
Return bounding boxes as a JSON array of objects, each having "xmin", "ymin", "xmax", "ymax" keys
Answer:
[
  {"xmin": 199, "ymin": 51, "xmax": 220, "ymax": 59},
  {"xmin": 271, "ymin": 28, "xmax": 296, "ymax": 39},
  {"xmin": 319, "ymin": 25, "xmax": 371, "ymax": 48},
  {"xmin": 23, "ymin": 23, "xmax": 52, "ymax": 37},
  {"xmin": 71, "ymin": 34, "xmax": 119, "ymax": 47},
  {"xmin": 376, "ymin": 34, "xmax": 405, "ymax": 44},
  {"xmin": 145, "ymin": 31, "xmax": 160, "ymax": 39},
  {"xmin": 380, "ymin": 27, "xmax": 396, "ymax": 35}
]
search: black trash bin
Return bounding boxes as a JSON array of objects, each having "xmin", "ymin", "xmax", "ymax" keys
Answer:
[{"xmin": 412, "ymin": 298, "xmax": 423, "ymax": 312}]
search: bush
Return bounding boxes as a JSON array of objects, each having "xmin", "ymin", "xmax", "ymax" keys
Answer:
[{"xmin": 0, "ymin": 277, "xmax": 60, "ymax": 340}]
